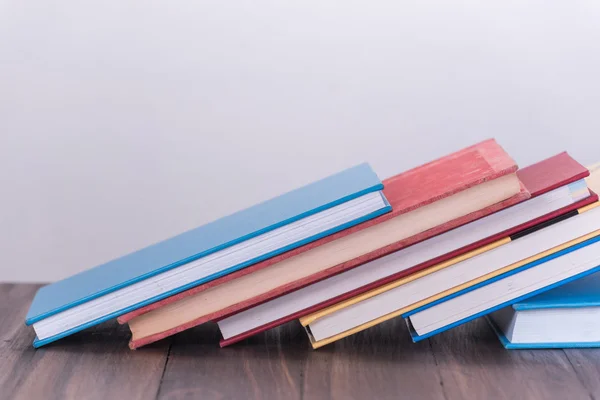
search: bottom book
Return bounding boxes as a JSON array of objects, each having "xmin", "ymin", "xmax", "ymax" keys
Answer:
[{"xmin": 488, "ymin": 272, "xmax": 600, "ymax": 349}]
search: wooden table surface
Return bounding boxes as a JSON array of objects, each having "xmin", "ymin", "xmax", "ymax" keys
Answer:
[{"xmin": 2, "ymin": 284, "xmax": 600, "ymax": 400}]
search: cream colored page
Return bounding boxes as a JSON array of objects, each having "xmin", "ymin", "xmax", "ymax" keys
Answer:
[{"xmin": 586, "ymin": 163, "xmax": 600, "ymax": 193}]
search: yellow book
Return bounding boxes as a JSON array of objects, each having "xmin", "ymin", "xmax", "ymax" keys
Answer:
[
  {"xmin": 298, "ymin": 238, "xmax": 510, "ymax": 327},
  {"xmin": 303, "ymin": 201, "xmax": 600, "ymax": 349}
]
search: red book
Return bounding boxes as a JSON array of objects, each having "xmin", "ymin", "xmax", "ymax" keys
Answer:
[
  {"xmin": 217, "ymin": 152, "xmax": 593, "ymax": 346},
  {"xmin": 121, "ymin": 139, "xmax": 528, "ymax": 349}
]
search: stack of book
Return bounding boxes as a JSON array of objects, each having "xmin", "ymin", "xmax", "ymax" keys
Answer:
[{"xmin": 25, "ymin": 139, "xmax": 600, "ymax": 351}]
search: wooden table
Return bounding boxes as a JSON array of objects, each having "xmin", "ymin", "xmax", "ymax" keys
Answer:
[{"xmin": 2, "ymin": 284, "xmax": 599, "ymax": 400}]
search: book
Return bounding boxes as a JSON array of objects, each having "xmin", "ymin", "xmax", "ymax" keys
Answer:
[
  {"xmin": 407, "ymin": 235, "xmax": 600, "ymax": 342},
  {"xmin": 120, "ymin": 139, "xmax": 527, "ymax": 349},
  {"xmin": 217, "ymin": 153, "xmax": 593, "ymax": 346},
  {"xmin": 303, "ymin": 201, "xmax": 600, "ymax": 347},
  {"xmin": 488, "ymin": 272, "xmax": 600, "ymax": 349},
  {"xmin": 26, "ymin": 163, "xmax": 391, "ymax": 347},
  {"xmin": 405, "ymin": 205, "xmax": 600, "ymax": 342}
]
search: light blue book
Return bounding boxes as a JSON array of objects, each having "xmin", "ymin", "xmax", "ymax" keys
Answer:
[
  {"xmin": 405, "ymin": 231, "xmax": 600, "ymax": 342},
  {"xmin": 27, "ymin": 163, "xmax": 390, "ymax": 347},
  {"xmin": 488, "ymin": 272, "xmax": 600, "ymax": 349}
]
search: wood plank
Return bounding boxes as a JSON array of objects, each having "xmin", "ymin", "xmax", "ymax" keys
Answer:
[
  {"xmin": 157, "ymin": 321, "xmax": 305, "ymax": 400},
  {"xmin": 159, "ymin": 318, "xmax": 444, "ymax": 400},
  {"xmin": 563, "ymin": 349, "xmax": 600, "ymax": 397},
  {"xmin": 428, "ymin": 318, "xmax": 591, "ymax": 400},
  {"xmin": 0, "ymin": 284, "xmax": 169, "ymax": 400},
  {"xmin": 0, "ymin": 284, "xmax": 39, "ymax": 342},
  {"xmin": 4, "ymin": 284, "xmax": 600, "ymax": 400},
  {"xmin": 301, "ymin": 318, "xmax": 446, "ymax": 400}
]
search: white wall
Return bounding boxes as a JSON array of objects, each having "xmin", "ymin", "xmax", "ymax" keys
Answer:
[{"xmin": 1, "ymin": 1, "xmax": 599, "ymax": 282}]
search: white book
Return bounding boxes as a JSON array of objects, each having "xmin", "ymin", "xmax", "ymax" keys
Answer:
[{"xmin": 490, "ymin": 306, "xmax": 600, "ymax": 345}]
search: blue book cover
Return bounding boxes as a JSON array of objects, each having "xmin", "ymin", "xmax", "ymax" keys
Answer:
[
  {"xmin": 511, "ymin": 271, "xmax": 600, "ymax": 311},
  {"xmin": 486, "ymin": 316, "xmax": 600, "ymax": 349},
  {"xmin": 26, "ymin": 163, "xmax": 389, "ymax": 342},
  {"xmin": 487, "ymin": 272, "xmax": 600, "ymax": 349},
  {"xmin": 405, "ymin": 235, "xmax": 600, "ymax": 342}
]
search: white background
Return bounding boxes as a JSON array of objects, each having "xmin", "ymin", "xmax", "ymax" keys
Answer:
[{"xmin": 1, "ymin": 1, "xmax": 599, "ymax": 282}]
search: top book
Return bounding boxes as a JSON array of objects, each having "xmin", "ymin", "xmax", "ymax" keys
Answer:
[{"xmin": 26, "ymin": 162, "xmax": 391, "ymax": 347}]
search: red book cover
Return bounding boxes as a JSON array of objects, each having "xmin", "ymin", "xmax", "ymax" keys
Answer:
[
  {"xmin": 218, "ymin": 152, "xmax": 593, "ymax": 347},
  {"xmin": 123, "ymin": 139, "xmax": 526, "ymax": 349}
]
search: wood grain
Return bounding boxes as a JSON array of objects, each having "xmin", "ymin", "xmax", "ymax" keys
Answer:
[
  {"xmin": 157, "ymin": 321, "xmax": 306, "ymax": 400},
  {"xmin": 0, "ymin": 284, "xmax": 169, "ymax": 400},
  {"xmin": 563, "ymin": 349, "xmax": 600, "ymax": 397},
  {"xmin": 428, "ymin": 318, "xmax": 593, "ymax": 400},
  {"xmin": 3, "ymin": 284, "xmax": 600, "ymax": 399},
  {"xmin": 301, "ymin": 318, "xmax": 446, "ymax": 400}
]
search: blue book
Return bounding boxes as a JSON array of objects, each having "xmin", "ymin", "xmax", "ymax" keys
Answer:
[
  {"xmin": 487, "ymin": 272, "xmax": 600, "ymax": 349},
  {"xmin": 405, "ymin": 233, "xmax": 600, "ymax": 342},
  {"xmin": 27, "ymin": 163, "xmax": 391, "ymax": 347}
]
